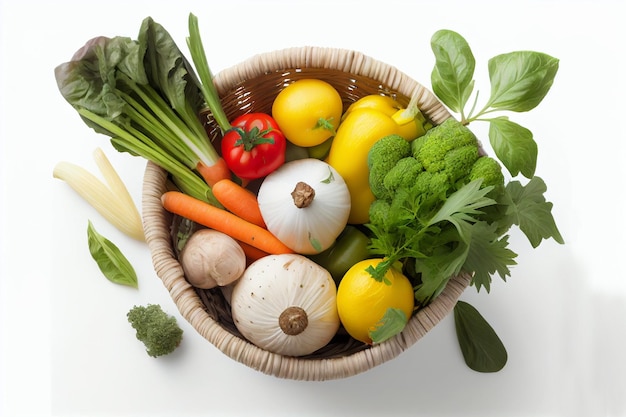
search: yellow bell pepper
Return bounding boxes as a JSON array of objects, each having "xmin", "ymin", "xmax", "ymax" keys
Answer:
[
  {"xmin": 342, "ymin": 94, "xmax": 428, "ymax": 141},
  {"xmin": 327, "ymin": 94, "xmax": 429, "ymax": 224}
]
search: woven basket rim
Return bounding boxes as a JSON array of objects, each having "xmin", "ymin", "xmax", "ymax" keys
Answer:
[
  {"xmin": 142, "ymin": 46, "xmax": 470, "ymax": 381},
  {"xmin": 210, "ymin": 46, "xmax": 452, "ymax": 126}
]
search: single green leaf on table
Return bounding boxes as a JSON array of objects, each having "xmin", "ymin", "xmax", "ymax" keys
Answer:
[
  {"xmin": 486, "ymin": 51, "xmax": 559, "ymax": 113},
  {"xmin": 369, "ymin": 307, "xmax": 409, "ymax": 344},
  {"xmin": 430, "ymin": 29, "xmax": 476, "ymax": 115},
  {"xmin": 454, "ymin": 300, "xmax": 507, "ymax": 372},
  {"xmin": 87, "ymin": 221, "xmax": 138, "ymax": 288},
  {"xmin": 488, "ymin": 116, "xmax": 538, "ymax": 178}
]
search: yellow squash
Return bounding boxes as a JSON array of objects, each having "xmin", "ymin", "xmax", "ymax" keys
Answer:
[{"xmin": 326, "ymin": 107, "xmax": 399, "ymax": 224}]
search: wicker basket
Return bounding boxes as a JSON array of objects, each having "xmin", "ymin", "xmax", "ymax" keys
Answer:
[{"xmin": 142, "ymin": 46, "xmax": 472, "ymax": 380}]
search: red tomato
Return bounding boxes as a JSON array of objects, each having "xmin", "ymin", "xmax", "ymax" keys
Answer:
[{"xmin": 221, "ymin": 113, "xmax": 287, "ymax": 180}]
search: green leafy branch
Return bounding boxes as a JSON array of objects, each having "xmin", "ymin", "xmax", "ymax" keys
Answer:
[
  {"xmin": 429, "ymin": 29, "xmax": 563, "ymax": 373},
  {"xmin": 431, "ymin": 29, "xmax": 559, "ymax": 179}
]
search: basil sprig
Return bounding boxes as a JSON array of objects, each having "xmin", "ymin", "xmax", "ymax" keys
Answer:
[
  {"xmin": 87, "ymin": 221, "xmax": 138, "ymax": 288},
  {"xmin": 431, "ymin": 29, "xmax": 559, "ymax": 178}
]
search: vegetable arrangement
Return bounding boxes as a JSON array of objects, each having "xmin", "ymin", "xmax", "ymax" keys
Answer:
[{"xmin": 54, "ymin": 14, "xmax": 563, "ymax": 372}]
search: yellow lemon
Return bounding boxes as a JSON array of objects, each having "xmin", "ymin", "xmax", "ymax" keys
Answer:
[
  {"xmin": 272, "ymin": 79, "xmax": 343, "ymax": 147},
  {"xmin": 336, "ymin": 259, "xmax": 415, "ymax": 344}
]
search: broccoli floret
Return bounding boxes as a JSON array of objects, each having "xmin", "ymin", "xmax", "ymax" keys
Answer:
[
  {"xmin": 468, "ymin": 156, "xmax": 505, "ymax": 198},
  {"xmin": 368, "ymin": 134, "xmax": 412, "ymax": 199},
  {"xmin": 410, "ymin": 134, "xmax": 428, "ymax": 157},
  {"xmin": 369, "ymin": 198, "xmax": 392, "ymax": 229},
  {"xmin": 414, "ymin": 118, "xmax": 480, "ymax": 182},
  {"xmin": 382, "ymin": 157, "xmax": 424, "ymax": 194},
  {"xmin": 411, "ymin": 171, "xmax": 451, "ymax": 200},
  {"xmin": 127, "ymin": 304, "xmax": 183, "ymax": 358}
]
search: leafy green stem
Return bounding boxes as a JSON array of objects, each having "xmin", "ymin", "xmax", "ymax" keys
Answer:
[
  {"xmin": 187, "ymin": 13, "xmax": 232, "ymax": 134},
  {"xmin": 77, "ymin": 108, "xmax": 216, "ymax": 203}
]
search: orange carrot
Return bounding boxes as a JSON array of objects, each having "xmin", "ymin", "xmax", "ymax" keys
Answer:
[
  {"xmin": 212, "ymin": 179, "xmax": 266, "ymax": 228},
  {"xmin": 162, "ymin": 191, "xmax": 293, "ymax": 255},
  {"xmin": 196, "ymin": 158, "xmax": 231, "ymax": 187},
  {"xmin": 237, "ymin": 240, "xmax": 270, "ymax": 263}
]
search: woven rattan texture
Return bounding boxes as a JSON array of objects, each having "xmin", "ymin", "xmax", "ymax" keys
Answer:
[{"xmin": 142, "ymin": 46, "xmax": 471, "ymax": 380}]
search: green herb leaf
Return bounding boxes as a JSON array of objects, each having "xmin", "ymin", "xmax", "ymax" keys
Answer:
[
  {"xmin": 321, "ymin": 168, "xmax": 335, "ymax": 184},
  {"xmin": 369, "ymin": 307, "xmax": 408, "ymax": 344},
  {"xmin": 427, "ymin": 179, "xmax": 496, "ymax": 229},
  {"xmin": 87, "ymin": 221, "xmax": 138, "ymax": 288},
  {"xmin": 454, "ymin": 300, "xmax": 507, "ymax": 372},
  {"xmin": 486, "ymin": 51, "xmax": 559, "ymax": 112},
  {"xmin": 413, "ymin": 242, "xmax": 467, "ymax": 304},
  {"xmin": 488, "ymin": 117, "xmax": 538, "ymax": 178},
  {"xmin": 430, "ymin": 29, "xmax": 476, "ymax": 114},
  {"xmin": 501, "ymin": 177, "xmax": 564, "ymax": 247},
  {"xmin": 308, "ymin": 233, "xmax": 323, "ymax": 253},
  {"xmin": 462, "ymin": 222, "xmax": 518, "ymax": 292}
]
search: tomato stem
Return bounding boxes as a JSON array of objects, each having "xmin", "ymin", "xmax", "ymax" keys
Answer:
[{"xmin": 231, "ymin": 127, "xmax": 275, "ymax": 151}]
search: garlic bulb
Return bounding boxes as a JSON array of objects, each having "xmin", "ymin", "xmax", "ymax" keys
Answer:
[
  {"xmin": 230, "ymin": 254, "xmax": 340, "ymax": 356},
  {"xmin": 257, "ymin": 158, "xmax": 351, "ymax": 254}
]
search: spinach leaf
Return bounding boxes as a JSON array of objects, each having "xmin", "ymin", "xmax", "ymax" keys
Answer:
[
  {"xmin": 454, "ymin": 300, "xmax": 507, "ymax": 372},
  {"xmin": 486, "ymin": 51, "xmax": 559, "ymax": 113},
  {"xmin": 488, "ymin": 116, "xmax": 538, "ymax": 178},
  {"xmin": 138, "ymin": 17, "xmax": 204, "ymax": 129},
  {"xmin": 430, "ymin": 29, "xmax": 475, "ymax": 115},
  {"xmin": 87, "ymin": 221, "xmax": 138, "ymax": 288},
  {"xmin": 54, "ymin": 36, "xmax": 143, "ymax": 136}
]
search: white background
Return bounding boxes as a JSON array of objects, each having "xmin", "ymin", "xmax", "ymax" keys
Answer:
[{"xmin": 1, "ymin": 0, "xmax": 625, "ymax": 416}]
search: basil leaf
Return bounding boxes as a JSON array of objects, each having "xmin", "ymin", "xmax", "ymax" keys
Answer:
[
  {"xmin": 430, "ymin": 29, "xmax": 475, "ymax": 114},
  {"xmin": 454, "ymin": 300, "xmax": 507, "ymax": 372},
  {"xmin": 488, "ymin": 116, "xmax": 538, "ymax": 178},
  {"xmin": 486, "ymin": 51, "xmax": 559, "ymax": 112},
  {"xmin": 369, "ymin": 307, "xmax": 408, "ymax": 344},
  {"xmin": 87, "ymin": 221, "xmax": 138, "ymax": 288}
]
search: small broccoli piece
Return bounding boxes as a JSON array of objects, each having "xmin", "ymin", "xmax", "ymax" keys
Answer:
[
  {"xmin": 468, "ymin": 156, "xmax": 505, "ymax": 198},
  {"xmin": 382, "ymin": 156, "xmax": 424, "ymax": 194},
  {"xmin": 410, "ymin": 134, "xmax": 428, "ymax": 157},
  {"xmin": 410, "ymin": 171, "xmax": 452, "ymax": 200},
  {"xmin": 444, "ymin": 146, "xmax": 480, "ymax": 182},
  {"xmin": 127, "ymin": 304, "xmax": 183, "ymax": 358},
  {"xmin": 414, "ymin": 118, "xmax": 480, "ymax": 182},
  {"xmin": 369, "ymin": 198, "xmax": 392, "ymax": 229},
  {"xmin": 368, "ymin": 134, "xmax": 412, "ymax": 199}
]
